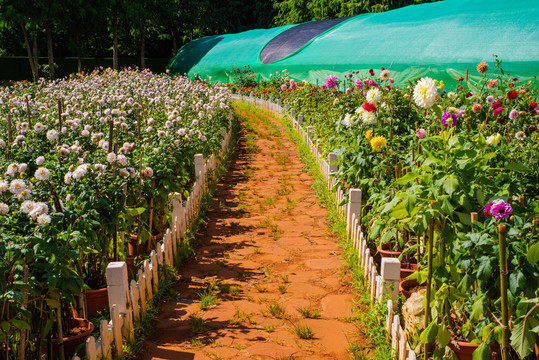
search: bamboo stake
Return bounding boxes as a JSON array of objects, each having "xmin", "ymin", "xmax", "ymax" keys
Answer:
[
  {"xmin": 7, "ymin": 113, "xmax": 12, "ymax": 160},
  {"xmin": 57, "ymin": 99, "xmax": 63, "ymax": 141},
  {"xmin": 498, "ymin": 224, "xmax": 509, "ymax": 360},
  {"xmin": 18, "ymin": 266, "xmax": 29, "ymax": 360},
  {"xmin": 25, "ymin": 95, "xmax": 32, "ymax": 128},
  {"xmin": 56, "ymin": 307, "xmax": 65, "ymax": 360},
  {"xmin": 424, "ymin": 206, "xmax": 435, "ymax": 357}
]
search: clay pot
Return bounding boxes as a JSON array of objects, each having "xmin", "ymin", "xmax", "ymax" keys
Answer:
[
  {"xmin": 377, "ymin": 242, "xmax": 401, "ymax": 258},
  {"xmin": 399, "ymin": 278, "xmax": 420, "ymax": 299},
  {"xmin": 400, "ymin": 263, "xmax": 418, "ymax": 280},
  {"xmin": 448, "ymin": 340, "xmax": 480, "ymax": 360},
  {"xmin": 85, "ymin": 287, "xmax": 108, "ymax": 319},
  {"xmin": 51, "ymin": 318, "xmax": 94, "ymax": 359},
  {"xmin": 128, "ymin": 234, "xmax": 148, "ymax": 256}
]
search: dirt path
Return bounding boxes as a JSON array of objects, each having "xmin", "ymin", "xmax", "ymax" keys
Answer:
[{"xmin": 136, "ymin": 106, "xmax": 362, "ymax": 360}]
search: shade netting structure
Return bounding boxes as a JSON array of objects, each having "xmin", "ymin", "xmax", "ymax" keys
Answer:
[{"xmin": 167, "ymin": 0, "xmax": 539, "ymax": 87}]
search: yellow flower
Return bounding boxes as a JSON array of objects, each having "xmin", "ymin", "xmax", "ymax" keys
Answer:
[
  {"xmin": 365, "ymin": 130, "xmax": 373, "ymax": 140},
  {"xmin": 438, "ymin": 80, "xmax": 444, "ymax": 89},
  {"xmin": 370, "ymin": 136, "xmax": 387, "ymax": 151}
]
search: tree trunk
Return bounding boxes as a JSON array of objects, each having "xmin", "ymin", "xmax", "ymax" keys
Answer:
[
  {"xmin": 32, "ymin": 29, "xmax": 39, "ymax": 80},
  {"xmin": 46, "ymin": 25, "xmax": 55, "ymax": 80},
  {"xmin": 20, "ymin": 22, "xmax": 37, "ymax": 82},
  {"xmin": 75, "ymin": 33, "xmax": 81, "ymax": 73},
  {"xmin": 112, "ymin": 3, "xmax": 119, "ymax": 70},
  {"xmin": 171, "ymin": 29, "xmax": 177, "ymax": 54},
  {"xmin": 140, "ymin": 29, "xmax": 145, "ymax": 69}
]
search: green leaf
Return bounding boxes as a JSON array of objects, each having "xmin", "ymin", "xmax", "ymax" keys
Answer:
[
  {"xmin": 420, "ymin": 321, "xmax": 439, "ymax": 344},
  {"xmin": 470, "ymin": 295, "xmax": 485, "ymax": 322},
  {"xmin": 510, "ymin": 314, "xmax": 539, "ymax": 358},
  {"xmin": 505, "ymin": 162, "xmax": 528, "ymax": 171},
  {"xmin": 438, "ymin": 327, "xmax": 451, "ymax": 347},
  {"xmin": 527, "ymin": 242, "xmax": 539, "ymax": 265},
  {"xmin": 472, "ymin": 342, "xmax": 491, "ymax": 360},
  {"xmin": 433, "ymin": 105, "xmax": 443, "ymax": 119},
  {"xmin": 390, "ymin": 201, "xmax": 409, "ymax": 219},
  {"xmin": 11, "ymin": 319, "xmax": 30, "ymax": 330},
  {"xmin": 455, "ymin": 211, "xmax": 472, "ymax": 226},
  {"xmin": 441, "ymin": 174, "xmax": 459, "ymax": 196},
  {"xmin": 45, "ymin": 298, "xmax": 60, "ymax": 308},
  {"xmin": 476, "ymin": 188, "xmax": 485, "ymax": 206},
  {"xmin": 395, "ymin": 172, "xmax": 421, "ymax": 185}
]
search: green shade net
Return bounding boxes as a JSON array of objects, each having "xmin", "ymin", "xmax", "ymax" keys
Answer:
[{"xmin": 167, "ymin": 0, "xmax": 539, "ymax": 88}]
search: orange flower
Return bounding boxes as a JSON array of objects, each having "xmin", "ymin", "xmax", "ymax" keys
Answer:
[{"xmin": 476, "ymin": 61, "xmax": 488, "ymax": 74}]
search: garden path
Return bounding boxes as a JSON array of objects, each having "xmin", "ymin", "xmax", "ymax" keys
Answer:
[{"xmin": 135, "ymin": 105, "xmax": 364, "ymax": 359}]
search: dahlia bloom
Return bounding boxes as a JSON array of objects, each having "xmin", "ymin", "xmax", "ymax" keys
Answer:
[
  {"xmin": 476, "ymin": 61, "xmax": 488, "ymax": 74},
  {"xmin": 413, "ymin": 77, "xmax": 437, "ymax": 109},
  {"xmin": 441, "ymin": 112, "xmax": 457, "ymax": 128},
  {"xmin": 370, "ymin": 136, "xmax": 387, "ymax": 151},
  {"xmin": 325, "ymin": 75, "xmax": 338, "ymax": 89},
  {"xmin": 353, "ymin": 79, "xmax": 364, "ymax": 90},
  {"xmin": 486, "ymin": 96, "xmax": 495, "ymax": 104},
  {"xmin": 509, "ymin": 109, "xmax": 518, "ymax": 120},
  {"xmin": 417, "ymin": 129, "xmax": 426, "ymax": 138},
  {"xmin": 472, "ymin": 103, "xmax": 482, "ymax": 113},
  {"xmin": 35, "ymin": 167, "xmax": 50, "ymax": 181},
  {"xmin": 493, "ymin": 107, "xmax": 504, "ymax": 117},
  {"xmin": 366, "ymin": 88, "xmax": 382, "ymax": 104},
  {"xmin": 484, "ymin": 200, "xmax": 513, "ymax": 220},
  {"xmin": 365, "ymin": 130, "xmax": 373, "ymax": 140},
  {"xmin": 486, "ymin": 133, "xmax": 502, "ymax": 146}
]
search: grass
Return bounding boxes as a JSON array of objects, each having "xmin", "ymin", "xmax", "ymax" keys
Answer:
[
  {"xmin": 264, "ymin": 324, "xmax": 276, "ymax": 333},
  {"xmin": 190, "ymin": 339, "xmax": 204, "ymax": 347},
  {"xmin": 190, "ymin": 314, "xmax": 210, "ymax": 334},
  {"xmin": 198, "ymin": 288, "xmax": 220, "ymax": 310},
  {"xmin": 278, "ymin": 284, "xmax": 287, "ymax": 294},
  {"xmin": 297, "ymin": 306, "xmax": 321, "ymax": 319},
  {"xmin": 229, "ymin": 309, "xmax": 257, "ymax": 326},
  {"xmin": 291, "ymin": 322, "xmax": 315, "ymax": 339},
  {"xmin": 267, "ymin": 301, "xmax": 287, "ymax": 319}
]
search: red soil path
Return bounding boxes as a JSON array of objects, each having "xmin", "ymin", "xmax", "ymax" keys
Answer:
[{"xmin": 135, "ymin": 107, "xmax": 363, "ymax": 359}]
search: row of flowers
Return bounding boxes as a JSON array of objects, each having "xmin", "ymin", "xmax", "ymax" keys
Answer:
[
  {"xmin": 0, "ymin": 68, "xmax": 232, "ymax": 358},
  {"xmin": 226, "ymin": 58, "xmax": 539, "ymax": 359}
]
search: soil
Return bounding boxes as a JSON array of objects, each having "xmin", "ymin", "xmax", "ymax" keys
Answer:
[{"xmin": 135, "ymin": 107, "xmax": 366, "ymax": 359}]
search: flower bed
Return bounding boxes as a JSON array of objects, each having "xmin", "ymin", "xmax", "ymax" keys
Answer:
[
  {"xmin": 228, "ymin": 59, "xmax": 539, "ymax": 359},
  {"xmin": 0, "ymin": 68, "xmax": 232, "ymax": 358}
]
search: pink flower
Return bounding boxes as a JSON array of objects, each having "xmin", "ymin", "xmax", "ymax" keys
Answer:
[{"xmin": 417, "ymin": 129, "xmax": 426, "ymax": 138}]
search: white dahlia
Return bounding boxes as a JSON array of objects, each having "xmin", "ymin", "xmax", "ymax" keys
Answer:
[
  {"xmin": 413, "ymin": 77, "xmax": 438, "ymax": 109},
  {"xmin": 366, "ymin": 88, "xmax": 383, "ymax": 104}
]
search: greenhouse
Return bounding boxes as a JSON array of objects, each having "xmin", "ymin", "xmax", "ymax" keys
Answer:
[{"xmin": 168, "ymin": 0, "xmax": 539, "ymax": 87}]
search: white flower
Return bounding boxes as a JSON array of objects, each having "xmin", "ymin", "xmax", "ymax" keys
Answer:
[
  {"xmin": 486, "ymin": 133, "xmax": 502, "ymax": 146},
  {"xmin": 37, "ymin": 214, "xmax": 51, "ymax": 225},
  {"xmin": 47, "ymin": 130, "xmax": 59, "ymax": 141},
  {"xmin": 413, "ymin": 77, "xmax": 438, "ymax": 109},
  {"xmin": 36, "ymin": 156, "xmax": 45, "ymax": 165},
  {"xmin": 0, "ymin": 181, "xmax": 7, "ymax": 193},
  {"xmin": 447, "ymin": 92, "xmax": 457, "ymax": 100},
  {"xmin": 366, "ymin": 88, "xmax": 383, "ymax": 104},
  {"xmin": 9, "ymin": 179, "xmax": 26, "ymax": 194},
  {"xmin": 18, "ymin": 163, "xmax": 27, "ymax": 173},
  {"xmin": 117, "ymin": 154, "xmax": 127, "ymax": 166},
  {"xmin": 34, "ymin": 122, "xmax": 44, "ymax": 132},
  {"xmin": 0, "ymin": 203, "xmax": 9, "ymax": 215},
  {"xmin": 21, "ymin": 200, "xmax": 35, "ymax": 214},
  {"xmin": 177, "ymin": 128, "xmax": 186, "ymax": 136},
  {"xmin": 81, "ymin": 129, "xmax": 90, "ymax": 137},
  {"xmin": 199, "ymin": 135, "xmax": 207, "ymax": 142},
  {"xmin": 158, "ymin": 130, "xmax": 166, "ymax": 139},
  {"xmin": 191, "ymin": 119, "xmax": 199, "ymax": 126},
  {"xmin": 106, "ymin": 152, "xmax": 117, "ymax": 163},
  {"xmin": 362, "ymin": 111, "xmax": 377, "ymax": 125},
  {"xmin": 0, "ymin": 139, "xmax": 5, "ymax": 148},
  {"xmin": 6, "ymin": 163, "xmax": 19, "ymax": 175},
  {"xmin": 35, "ymin": 167, "xmax": 50, "ymax": 181},
  {"xmin": 343, "ymin": 113, "xmax": 355, "ymax": 128},
  {"xmin": 64, "ymin": 172, "xmax": 72, "ymax": 184},
  {"xmin": 119, "ymin": 169, "xmax": 130, "ymax": 177}
]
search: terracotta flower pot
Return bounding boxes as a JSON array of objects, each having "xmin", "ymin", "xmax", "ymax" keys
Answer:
[
  {"xmin": 85, "ymin": 287, "xmax": 108, "ymax": 319},
  {"xmin": 51, "ymin": 318, "xmax": 94, "ymax": 359},
  {"xmin": 448, "ymin": 340, "xmax": 480, "ymax": 360},
  {"xmin": 400, "ymin": 262, "xmax": 418, "ymax": 280},
  {"xmin": 399, "ymin": 278, "xmax": 420, "ymax": 299},
  {"xmin": 377, "ymin": 242, "xmax": 401, "ymax": 258},
  {"xmin": 128, "ymin": 234, "xmax": 148, "ymax": 256}
]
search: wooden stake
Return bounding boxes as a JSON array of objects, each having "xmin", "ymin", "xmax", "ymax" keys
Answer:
[
  {"xmin": 25, "ymin": 95, "xmax": 32, "ymax": 128},
  {"xmin": 18, "ymin": 265, "xmax": 28, "ymax": 360},
  {"xmin": 7, "ymin": 113, "xmax": 12, "ymax": 159}
]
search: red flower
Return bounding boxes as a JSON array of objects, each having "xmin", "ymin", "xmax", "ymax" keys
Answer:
[
  {"xmin": 362, "ymin": 102, "xmax": 377, "ymax": 112},
  {"xmin": 369, "ymin": 69, "xmax": 374, "ymax": 76},
  {"xmin": 530, "ymin": 101, "xmax": 537, "ymax": 108},
  {"xmin": 492, "ymin": 100, "xmax": 502, "ymax": 108},
  {"xmin": 507, "ymin": 90, "xmax": 518, "ymax": 99},
  {"xmin": 381, "ymin": 67, "xmax": 385, "ymax": 70}
]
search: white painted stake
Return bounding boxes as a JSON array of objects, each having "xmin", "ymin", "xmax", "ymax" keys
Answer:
[
  {"xmin": 347, "ymin": 189, "xmax": 361, "ymax": 238},
  {"xmin": 381, "ymin": 257, "xmax": 401, "ymax": 302}
]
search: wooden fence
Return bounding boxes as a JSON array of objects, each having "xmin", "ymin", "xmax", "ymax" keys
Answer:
[
  {"xmin": 72, "ymin": 114, "xmax": 233, "ymax": 360},
  {"xmin": 231, "ymin": 93, "xmax": 417, "ymax": 360}
]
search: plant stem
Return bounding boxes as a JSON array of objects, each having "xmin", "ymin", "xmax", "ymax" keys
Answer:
[
  {"xmin": 498, "ymin": 224, "xmax": 509, "ymax": 360},
  {"xmin": 424, "ymin": 214, "xmax": 435, "ymax": 357}
]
